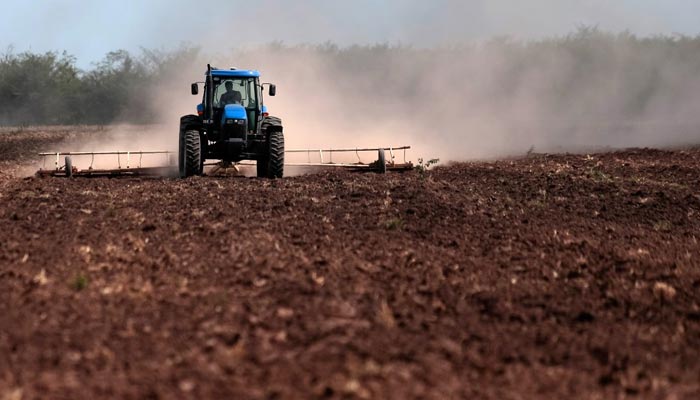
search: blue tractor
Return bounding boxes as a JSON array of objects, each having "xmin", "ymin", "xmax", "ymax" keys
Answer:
[{"xmin": 179, "ymin": 65, "xmax": 284, "ymax": 178}]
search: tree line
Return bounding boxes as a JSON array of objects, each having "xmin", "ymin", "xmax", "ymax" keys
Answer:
[
  {"xmin": 2, "ymin": 28, "xmax": 700, "ymax": 126},
  {"xmin": 0, "ymin": 46, "xmax": 200, "ymax": 125}
]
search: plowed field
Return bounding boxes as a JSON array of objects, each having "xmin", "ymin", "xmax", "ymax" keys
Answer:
[{"xmin": 1, "ymin": 128, "xmax": 699, "ymax": 399}]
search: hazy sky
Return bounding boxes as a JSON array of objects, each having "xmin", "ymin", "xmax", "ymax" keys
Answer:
[{"xmin": 2, "ymin": 0, "xmax": 699, "ymax": 67}]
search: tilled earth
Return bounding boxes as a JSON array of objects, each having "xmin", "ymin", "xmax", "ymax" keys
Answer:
[{"xmin": 1, "ymin": 129, "xmax": 700, "ymax": 399}]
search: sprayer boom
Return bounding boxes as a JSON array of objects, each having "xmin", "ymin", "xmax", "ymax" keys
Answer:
[
  {"xmin": 36, "ymin": 150, "xmax": 177, "ymax": 177},
  {"xmin": 37, "ymin": 145, "xmax": 413, "ymax": 177},
  {"xmin": 277, "ymin": 145, "xmax": 413, "ymax": 172}
]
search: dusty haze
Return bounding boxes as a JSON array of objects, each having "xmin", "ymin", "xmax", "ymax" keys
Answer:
[
  {"xmin": 127, "ymin": 31, "xmax": 700, "ymax": 167},
  {"xmin": 42, "ymin": 31, "xmax": 700, "ymax": 172}
]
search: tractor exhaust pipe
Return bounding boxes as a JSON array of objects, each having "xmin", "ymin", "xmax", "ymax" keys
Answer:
[{"xmin": 206, "ymin": 64, "xmax": 214, "ymax": 123}]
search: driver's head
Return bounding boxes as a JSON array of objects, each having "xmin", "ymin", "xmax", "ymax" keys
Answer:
[{"xmin": 225, "ymin": 81, "xmax": 233, "ymax": 91}]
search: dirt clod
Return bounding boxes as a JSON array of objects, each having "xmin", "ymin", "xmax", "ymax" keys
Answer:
[{"xmin": 653, "ymin": 282, "xmax": 678, "ymax": 301}]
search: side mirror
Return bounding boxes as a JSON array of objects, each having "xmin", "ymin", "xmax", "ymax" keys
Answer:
[
  {"xmin": 191, "ymin": 83, "xmax": 199, "ymax": 95},
  {"xmin": 269, "ymin": 84, "xmax": 276, "ymax": 97}
]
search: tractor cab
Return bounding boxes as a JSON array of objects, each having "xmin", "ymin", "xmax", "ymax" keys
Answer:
[
  {"xmin": 205, "ymin": 71, "xmax": 261, "ymax": 133},
  {"xmin": 192, "ymin": 68, "xmax": 274, "ymax": 133}
]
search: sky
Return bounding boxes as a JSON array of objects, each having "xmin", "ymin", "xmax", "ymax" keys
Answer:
[{"xmin": 1, "ymin": 0, "xmax": 699, "ymax": 67}]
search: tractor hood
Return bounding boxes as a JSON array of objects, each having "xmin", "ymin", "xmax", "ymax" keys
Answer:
[{"xmin": 222, "ymin": 104, "xmax": 247, "ymax": 123}]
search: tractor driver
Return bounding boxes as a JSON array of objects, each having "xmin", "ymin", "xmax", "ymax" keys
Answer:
[{"xmin": 219, "ymin": 81, "xmax": 242, "ymax": 106}]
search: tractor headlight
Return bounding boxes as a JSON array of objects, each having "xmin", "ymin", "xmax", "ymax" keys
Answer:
[{"xmin": 226, "ymin": 119, "xmax": 245, "ymax": 125}]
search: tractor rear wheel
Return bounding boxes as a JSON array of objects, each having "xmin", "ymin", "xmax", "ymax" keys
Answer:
[
  {"xmin": 179, "ymin": 130, "xmax": 202, "ymax": 178},
  {"xmin": 179, "ymin": 115, "xmax": 202, "ymax": 178},
  {"xmin": 267, "ymin": 130, "xmax": 285, "ymax": 178},
  {"xmin": 257, "ymin": 117, "xmax": 284, "ymax": 178}
]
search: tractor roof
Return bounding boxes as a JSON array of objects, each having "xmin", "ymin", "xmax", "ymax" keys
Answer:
[{"xmin": 209, "ymin": 69, "xmax": 260, "ymax": 78}]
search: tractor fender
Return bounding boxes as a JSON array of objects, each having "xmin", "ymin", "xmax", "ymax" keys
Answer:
[
  {"xmin": 262, "ymin": 116, "xmax": 283, "ymax": 134},
  {"xmin": 180, "ymin": 114, "xmax": 202, "ymax": 131}
]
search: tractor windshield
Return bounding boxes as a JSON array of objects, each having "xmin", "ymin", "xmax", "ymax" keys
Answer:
[{"xmin": 212, "ymin": 77, "xmax": 258, "ymax": 109}]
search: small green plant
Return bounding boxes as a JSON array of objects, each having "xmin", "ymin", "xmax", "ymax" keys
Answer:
[
  {"xmin": 415, "ymin": 158, "xmax": 440, "ymax": 174},
  {"xmin": 385, "ymin": 217, "xmax": 404, "ymax": 230},
  {"xmin": 588, "ymin": 167, "xmax": 612, "ymax": 183},
  {"xmin": 71, "ymin": 273, "xmax": 88, "ymax": 291}
]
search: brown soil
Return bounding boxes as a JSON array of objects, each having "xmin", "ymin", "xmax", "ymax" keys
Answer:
[{"xmin": 1, "ymin": 129, "xmax": 699, "ymax": 399}]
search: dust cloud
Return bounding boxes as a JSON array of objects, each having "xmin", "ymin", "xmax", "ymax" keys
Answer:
[
  {"xmin": 154, "ymin": 35, "xmax": 700, "ymax": 165},
  {"xmin": 75, "ymin": 36, "xmax": 700, "ymax": 169}
]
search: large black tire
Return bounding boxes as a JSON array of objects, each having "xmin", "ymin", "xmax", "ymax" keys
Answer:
[
  {"xmin": 179, "ymin": 130, "xmax": 202, "ymax": 178},
  {"xmin": 267, "ymin": 130, "xmax": 285, "ymax": 178},
  {"xmin": 179, "ymin": 115, "xmax": 202, "ymax": 178},
  {"xmin": 257, "ymin": 117, "xmax": 284, "ymax": 178}
]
